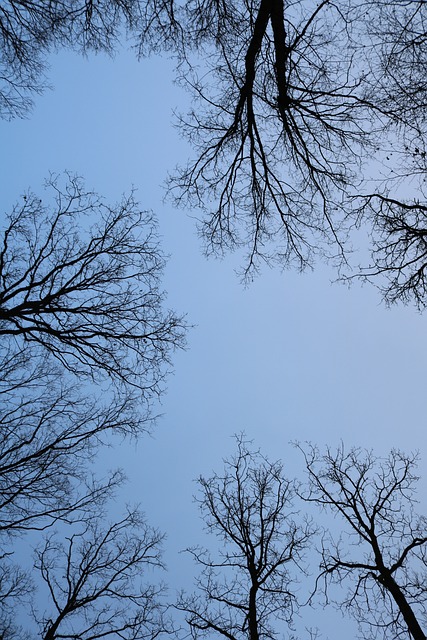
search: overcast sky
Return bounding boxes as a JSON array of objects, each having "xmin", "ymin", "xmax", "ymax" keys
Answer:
[{"xmin": 2, "ymin": 44, "xmax": 427, "ymax": 639}]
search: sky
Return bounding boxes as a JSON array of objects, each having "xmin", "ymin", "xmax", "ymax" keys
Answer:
[{"xmin": 2, "ymin": 42, "xmax": 427, "ymax": 639}]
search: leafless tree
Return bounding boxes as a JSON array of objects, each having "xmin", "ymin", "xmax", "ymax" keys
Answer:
[
  {"xmin": 31, "ymin": 509, "xmax": 169, "ymax": 640},
  {"xmin": 0, "ymin": 173, "xmax": 184, "ymax": 532},
  {"xmin": 360, "ymin": 1, "xmax": 427, "ymax": 131},
  {"xmin": 347, "ymin": 194, "xmax": 427, "ymax": 309},
  {"xmin": 0, "ymin": 353, "xmax": 170, "ymax": 639},
  {"xmin": 0, "ymin": 354, "xmax": 136, "ymax": 534},
  {"xmin": 6, "ymin": 1, "xmax": 427, "ymax": 304},
  {"xmin": 0, "ymin": 350, "xmax": 136, "ymax": 637},
  {"xmin": 0, "ymin": 173, "xmax": 185, "ymax": 637},
  {"xmin": 5, "ymin": 0, "xmax": 427, "ymax": 304},
  {"xmin": 176, "ymin": 436, "xmax": 314, "ymax": 640},
  {"xmin": 299, "ymin": 444, "xmax": 427, "ymax": 640},
  {"xmin": 0, "ymin": 554, "xmax": 33, "ymax": 640},
  {"xmin": 338, "ymin": 1, "xmax": 427, "ymax": 309},
  {"xmin": 0, "ymin": 173, "xmax": 186, "ymax": 394},
  {"xmin": 169, "ymin": 0, "xmax": 376, "ymax": 277},
  {"xmin": 0, "ymin": 0, "xmax": 180, "ymax": 119},
  {"xmin": 140, "ymin": 0, "xmax": 427, "ymax": 304}
]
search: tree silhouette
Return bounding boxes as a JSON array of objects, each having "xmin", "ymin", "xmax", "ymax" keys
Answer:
[
  {"xmin": 0, "ymin": 356, "xmax": 135, "ymax": 534},
  {"xmin": 33, "ymin": 509, "xmax": 169, "ymax": 640},
  {"xmin": 300, "ymin": 444, "xmax": 427, "ymax": 640},
  {"xmin": 4, "ymin": 1, "xmax": 427, "ymax": 303},
  {"xmin": 0, "ymin": 173, "xmax": 185, "ymax": 638},
  {"xmin": 170, "ymin": 0, "xmax": 372, "ymax": 277},
  {"xmin": 0, "ymin": 0, "xmax": 177, "ymax": 118},
  {"xmin": 177, "ymin": 436, "xmax": 314, "ymax": 640},
  {"xmin": 0, "ymin": 556, "xmax": 32, "ymax": 640},
  {"xmin": 348, "ymin": 195, "xmax": 427, "ymax": 309},
  {"xmin": 151, "ymin": 0, "xmax": 427, "ymax": 302},
  {"xmin": 0, "ymin": 173, "xmax": 186, "ymax": 394}
]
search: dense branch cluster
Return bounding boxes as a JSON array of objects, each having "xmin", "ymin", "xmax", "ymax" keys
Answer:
[
  {"xmin": 363, "ymin": 1, "xmax": 427, "ymax": 129},
  {"xmin": 148, "ymin": 0, "xmax": 427, "ymax": 298},
  {"xmin": 0, "ymin": 0, "xmax": 158, "ymax": 118},
  {"xmin": 351, "ymin": 194, "xmax": 427, "ymax": 308},
  {"xmin": 4, "ymin": 1, "xmax": 427, "ymax": 300},
  {"xmin": 175, "ymin": 438, "xmax": 427, "ymax": 640},
  {"xmin": 300, "ymin": 445, "xmax": 427, "ymax": 640},
  {"xmin": 0, "ymin": 174, "xmax": 185, "ymax": 638},
  {"xmin": 177, "ymin": 437, "xmax": 314, "ymax": 640},
  {"xmin": 0, "ymin": 174, "xmax": 185, "ymax": 390},
  {"xmin": 35, "ymin": 512, "xmax": 168, "ymax": 640},
  {"xmin": 171, "ymin": 0, "xmax": 372, "ymax": 274}
]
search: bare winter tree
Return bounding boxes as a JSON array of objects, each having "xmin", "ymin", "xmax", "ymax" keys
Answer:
[
  {"xmin": 347, "ymin": 195, "xmax": 427, "ymax": 309},
  {"xmin": 0, "ymin": 354, "xmax": 135, "ymax": 534},
  {"xmin": 6, "ymin": 1, "xmax": 427, "ymax": 305},
  {"xmin": 169, "ymin": 0, "xmax": 375, "ymax": 277},
  {"xmin": 360, "ymin": 1, "xmax": 427, "ymax": 133},
  {"xmin": 0, "ymin": 0, "xmax": 180, "ymax": 119},
  {"xmin": 176, "ymin": 436, "xmax": 314, "ymax": 640},
  {"xmin": 5, "ymin": 1, "xmax": 427, "ymax": 304},
  {"xmin": 340, "ymin": 1, "xmax": 427, "ymax": 309},
  {"xmin": 137, "ymin": 0, "xmax": 427, "ymax": 305},
  {"xmin": 0, "ymin": 350, "xmax": 140, "ymax": 638},
  {"xmin": 299, "ymin": 444, "xmax": 427, "ymax": 640},
  {"xmin": 32, "ymin": 509, "xmax": 169, "ymax": 640},
  {"xmin": 0, "ymin": 173, "xmax": 185, "ymax": 637},
  {"xmin": 0, "ymin": 173, "xmax": 186, "ymax": 394},
  {"xmin": 0, "ymin": 555, "xmax": 32, "ymax": 640}
]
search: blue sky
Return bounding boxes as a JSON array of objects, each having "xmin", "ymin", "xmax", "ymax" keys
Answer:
[{"xmin": 2, "ymin": 43, "xmax": 427, "ymax": 638}]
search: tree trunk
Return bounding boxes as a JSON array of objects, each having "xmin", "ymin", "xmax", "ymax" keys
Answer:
[{"xmin": 381, "ymin": 573, "xmax": 426, "ymax": 640}]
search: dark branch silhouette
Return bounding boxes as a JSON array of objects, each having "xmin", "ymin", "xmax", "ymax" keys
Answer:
[
  {"xmin": 299, "ymin": 444, "xmax": 427, "ymax": 640},
  {"xmin": 169, "ymin": 0, "xmax": 375, "ymax": 277},
  {"xmin": 177, "ymin": 435, "xmax": 314, "ymax": 640},
  {"xmin": 361, "ymin": 1, "xmax": 427, "ymax": 131},
  {"xmin": 0, "ymin": 174, "xmax": 185, "ymax": 638},
  {"xmin": 33, "ymin": 509, "xmax": 169, "ymax": 640},
  {"xmin": 348, "ymin": 193, "xmax": 427, "ymax": 308},
  {"xmin": 0, "ymin": 173, "xmax": 186, "ymax": 393},
  {"xmin": 0, "ymin": 0, "xmax": 180, "ymax": 118},
  {"xmin": 0, "ymin": 352, "xmax": 139, "ymax": 534},
  {"xmin": 0, "ymin": 554, "xmax": 32, "ymax": 640},
  {"xmin": 5, "ymin": 1, "xmax": 427, "ymax": 304}
]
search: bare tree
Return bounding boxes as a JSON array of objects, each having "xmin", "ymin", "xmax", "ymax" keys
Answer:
[
  {"xmin": 360, "ymin": 1, "xmax": 427, "ymax": 132},
  {"xmin": 0, "ymin": 173, "xmax": 185, "ymax": 636},
  {"xmin": 31, "ymin": 509, "xmax": 169, "ymax": 640},
  {"xmin": 6, "ymin": 1, "xmax": 427, "ymax": 303},
  {"xmin": 0, "ymin": 173, "xmax": 186, "ymax": 394},
  {"xmin": 0, "ymin": 354, "xmax": 136, "ymax": 534},
  {"xmin": 0, "ymin": 554, "xmax": 33, "ymax": 640},
  {"xmin": 0, "ymin": 0, "xmax": 180, "ymax": 119},
  {"xmin": 140, "ymin": 0, "xmax": 427, "ymax": 305},
  {"xmin": 347, "ymin": 194, "xmax": 427, "ymax": 309},
  {"xmin": 340, "ymin": 2, "xmax": 427, "ymax": 308},
  {"xmin": 5, "ymin": 0, "xmax": 427, "ymax": 303},
  {"xmin": 0, "ymin": 172, "xmax": 184, "ymax": 534},
  {"xmin": 0, "ymin": 349, "xmax": 136, "ymax": 637},
  {"xmin": 169, "ymin": 0, "xmax": 376, "ymax": 277},
  {"xmin": 176, "ymin": 436, "xmax": 314, "ymax": 640},
  {"xmin": 299, "ymin": 444, "xmax": 427, "ymax": 640}
]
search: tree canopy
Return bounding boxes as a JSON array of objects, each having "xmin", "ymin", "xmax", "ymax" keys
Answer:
[
  {"xmin": 177, "ymin": 436, "xmax": 314, "ymax": 640},
  {"xmin": 300, "ymin": 444, "xmax": 427, "ymax": 640},
  {"xmin": 0, "ymin": 174, "xmax": 185, "ymax": 638},
  {"xmin": 0, "ymin": 173, "xmax": 186, "ymax": 393},
  {"xmin": 3, "ymin": 1, "xmax": 427, "ymax": 304}
]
